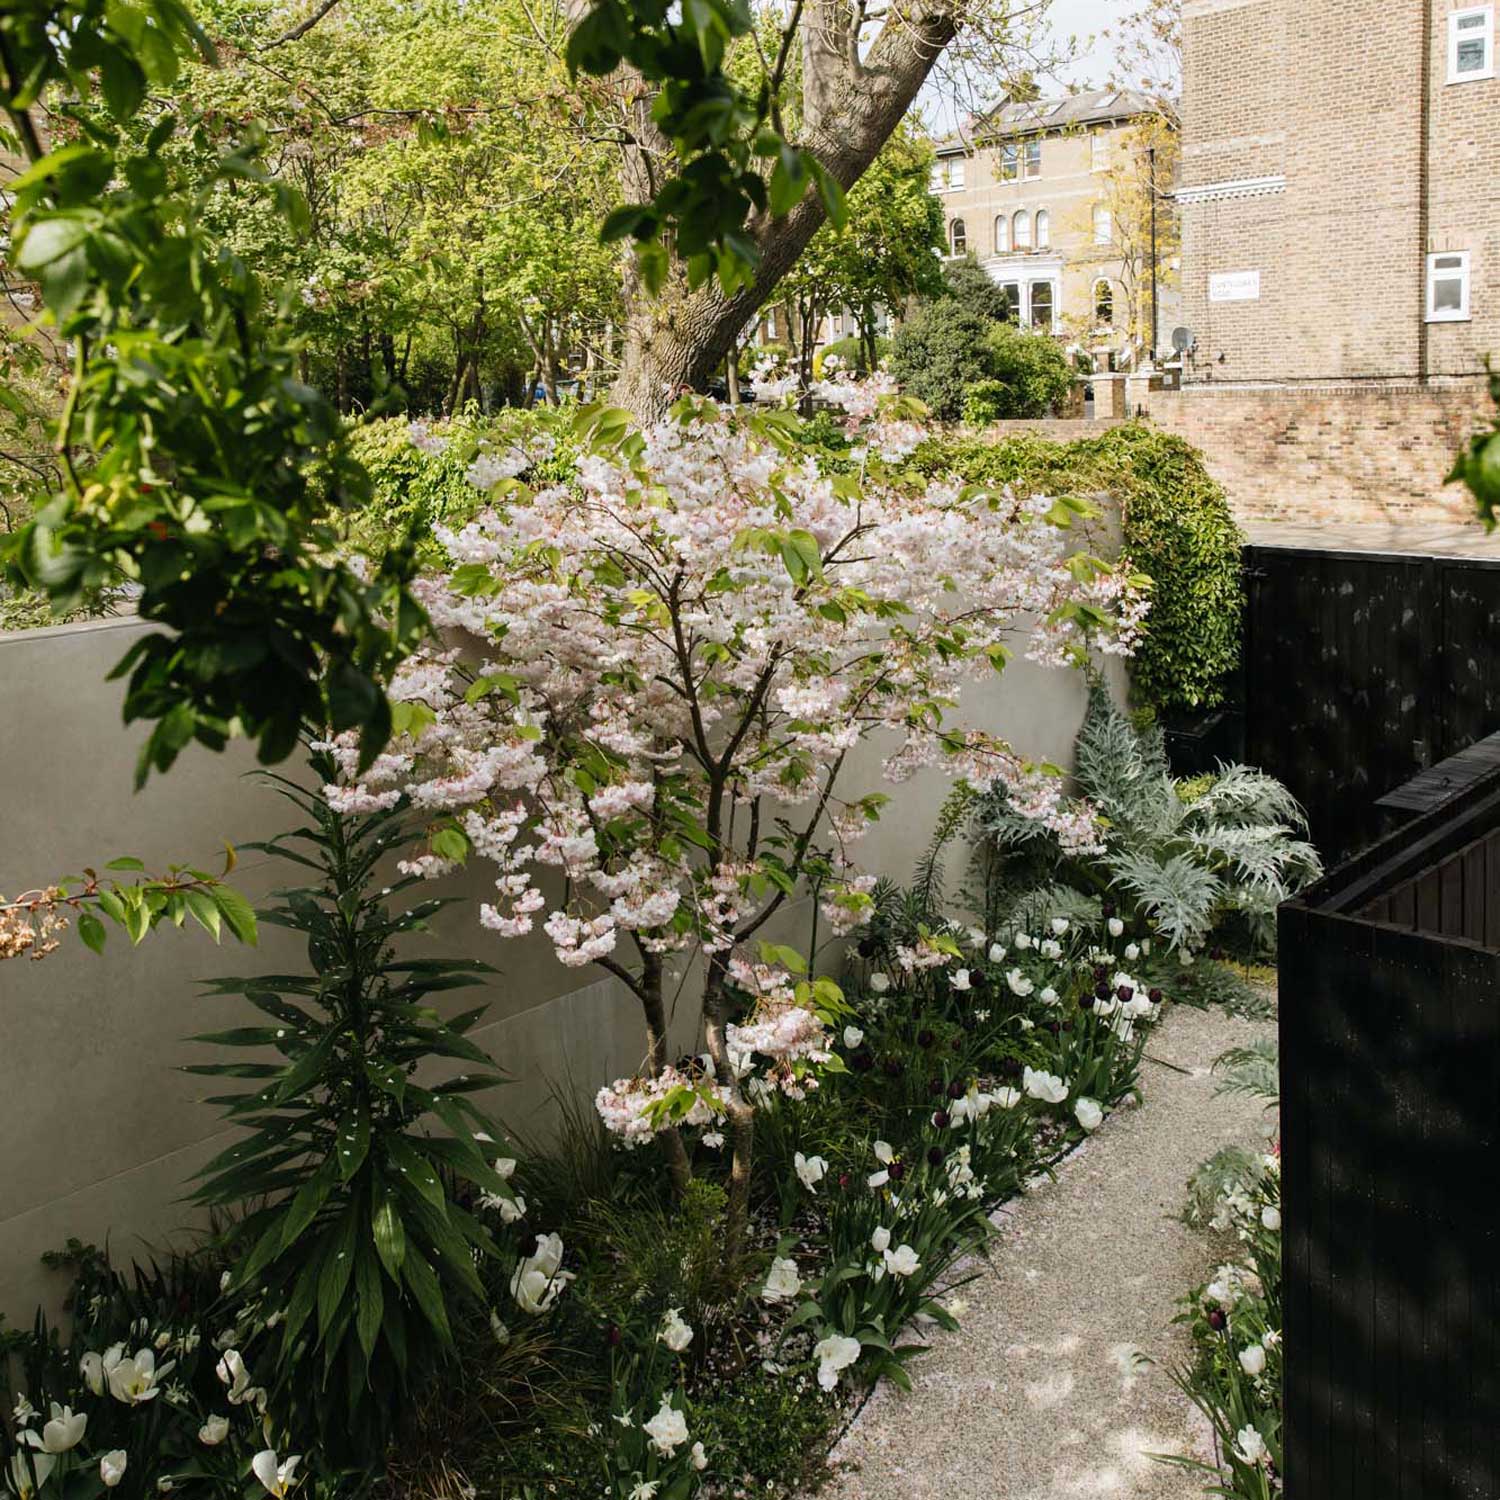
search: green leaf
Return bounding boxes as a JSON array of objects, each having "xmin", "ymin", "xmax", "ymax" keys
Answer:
[
  {"xmin": 278, "ymin": 1155, "xmax": 339, "ymax": 1253},
  {"xmin": 210, "ymin": 884, "xmax": 258, "ymax": 945},
  {"xmin": 371, "ymin": 1183, "xmax": 407, "ymax": 1280},
  {"xmin": 401, "ymin": 1248, "xmax": 453, "ymax": 1343},
  {"xmin": 354, "ymin": 1246, "xmax": 384, "ymax": 1362},
  {"xmin": 77, "ymin": 911, "xmax": 107, "ymax": 954}
]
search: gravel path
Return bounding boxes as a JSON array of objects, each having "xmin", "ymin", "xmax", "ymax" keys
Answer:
[{"xmin": 813, "ymin": 1000, "xmax": 1277, "ymax": 1500}]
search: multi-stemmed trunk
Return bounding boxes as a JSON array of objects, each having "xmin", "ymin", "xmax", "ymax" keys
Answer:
[{"xmin": 608, "ymin": 0, "xmax": 960, "ymax": 420}]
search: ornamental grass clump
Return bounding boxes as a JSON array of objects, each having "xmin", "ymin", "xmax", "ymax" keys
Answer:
[{"xmin": 315, "ymin": 376, "xmax": 1149, "ymax": 1262}]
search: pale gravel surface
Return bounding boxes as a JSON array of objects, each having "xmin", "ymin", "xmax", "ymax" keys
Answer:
[{"xmin": 812, "ymin": 1000, "xmax": 1277, "ymax": 1500}]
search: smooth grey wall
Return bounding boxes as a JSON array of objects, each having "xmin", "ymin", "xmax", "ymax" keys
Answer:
[{"xmin": 0, "ymin": 612, "xmax": 1118, "ymax": 1321}]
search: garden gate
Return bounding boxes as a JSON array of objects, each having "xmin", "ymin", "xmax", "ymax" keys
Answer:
[
  {"xmin": 1280, "ymin": 769, "xmax": 1500, "ymax": 1499},
  {"xmin": 1241, "ymin": 545, "xmax": 1500, "ymax": 862}
]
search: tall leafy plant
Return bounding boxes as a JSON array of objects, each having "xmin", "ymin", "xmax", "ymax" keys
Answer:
[{"xmin": 187, "ymin": 752, "xmax": 512, "ymax": 1468}]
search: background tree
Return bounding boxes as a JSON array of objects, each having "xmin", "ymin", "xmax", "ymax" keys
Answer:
[{"xmin": 943, "ymin": 253, "xmax": 1015, "ymax": 325}]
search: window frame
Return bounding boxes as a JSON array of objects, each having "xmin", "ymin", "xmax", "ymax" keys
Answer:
[
  {"xmin": 1023, "ymin": 139, "xmax": 1042, "ymax": 179},
  {"xmin": 1447, "ymin": 6, "xmax": 1495, "ymax": 82},
  {"xmin": 1012, "ymin": 209, "xmax": 1032, "ymax": 251},
  {"xmin": 1091, "ymin": 132, "xmax": 1109, "ymax": 172},
  {"xmin": 1426, "ymin": 250, "xmax": 1472, "ymax": 321},
  {"xmin": 1093, "ymin": 204, "xmax": 1113, "ymax": 245},
  {"xmin": 1034, "ymin": 208, "xmax": 1050, "ymax": 249},
  {"xmin": 1093, "ymin": 278, "xmax": 1115, "ymax": 328},
  {"xmin": 1028, "ymin": 279, "xmax": 1055, "ymax": 331},
  {"xmin": 950, "ymin": 217, "xmax": 968, "ymax": 255},
  {"xmin": 994, "ymin": 214, "xmax": 1011, "ymax": 253}
]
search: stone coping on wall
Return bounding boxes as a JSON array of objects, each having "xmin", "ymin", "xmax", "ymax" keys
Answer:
[{"xmin": 1242, "ymin": 520, "xmax": 1500, "ymax": 558}]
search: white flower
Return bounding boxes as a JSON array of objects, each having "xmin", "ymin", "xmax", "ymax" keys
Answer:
[
  {"xmin": 626, "ymin": 1483, "xmax": 658, "ymax": 1500},
  {"xmin": 1039, "ymin": 939, "xmax": 1062, "ymax": 960},
  {"xmin": 950, "ymin": 968, "xmax": 971, "ymax": 991},
  {"xmin": 883, "ymin": 1244, "xmax": 920, "ymax": 1277},
  {"xmin": 988, "ymin": 942, "xmax": 1007, "ymax": 963},
  {"xmin": 1050, "ymin": 918, "xmax": 1069, "ymax": 936},
  {"xmin": 762, "ymin": 1257, "xmax": 803, "ymax": 1304},
  {"xmin": 869, "ymin": 973, "xmax": 890, "ymax": 994},
  {"xmin": 842, "ymin": 1025, "xmax": 864, "ymax": 1049},
  {"xmin": 1006, "ymin": 968, "xmax": 1034, "ymax": 997},
  {"xmin": 11, "ymin": 1395, "xmax": 36, "ymax": 1426},
  {"xmin": 100, "ymin": 1452, "xmax": 128, "ymax": 1490},
  {"xmin": 10, "ymin": 1454, "xmax": 56, "ymax": 1500},
  {"xmin": 813, "ymin": 1333, "xmax": 862, "ymax": 1390},
  {"xmin": 27, "ymin": 1404, "xmax": 86, "ymax": 1454},
  {"xmin": 511, "ymin": 1232, "xmax": 575, "ymax": 1314},
  {"xmin": 251, "ymin": 1449, "xmax": 301, "ymax": 1498},
  {"xmin": 873, "ymin": 1140, "xmax": 894, "ymax": 1164},
  {"xmin": 1261, "ymin": 1205, "xmax": 1282, "ymax": 1232},
  {"xmin": 991, "ymin": 1086, "xmax": 1022, "ymax": 1109},
  {"xmin": 1023, "ymin": 1066, "xmax": 1068, "ymax": 1104},
  {"xmin": 1233, "ymin": 1425, "xmax": 1268, "ymax": 1466},
  {"xmin": 1015, "ymin": 932, "xmax": 1032, "ymax": 950},
  {"xmin": 1107, "ymin": 917, "xmax": 1125, "ymax": 937},
  {"xmin": 1074, "ymin": 1097, "xmax": 1104, "ymax": 1132},
  {"xmin": 108, "ymin": 1348, "xmax": 172, "ymax": 1405},
  {"xmin": 1239, "ymin": 1343, "xmax": 1267, "ymax": 1376},
  {"xmin": 493, "ymin": 1157, "xmax": 518, "ymax": 1180},
  {"xmin": 1124, "ymin": 942, "xmax": 1140, "ymax": 960},
  {"xmin": 199, "ymin": 1414, "xmax": 231, "ymax": 1446},
  {"xmin": 658, "ymin": 1308, "xmax": 694, "ymax": 1353},
  {"xmin": 1039, "ymin": 985, "xmax": 1059, "ymax": 1006},
  {"xmin": 490, "ymin": 1312, "xmax": 511, "ymax": 1344},
  {"xmin": 870, "ymin": 1225, "xmax": 891, "ymax": 1253},
  {"xmin": 642, "ymin": 1396, "xmax": 689, "ymax": 1456},
  {"xmin": 794, "ymin": 1152, "xmax": 828, "ymax": 1190},
  {"xmin": 867, "ymin": 1169, "xmax": 889, "ymax": 1188},
  {"xmin": 80, "ymin": 1346, "xmax": 123, "ymax": 1397},
  {"xmin": 702, "ymin": 1131, "xmax": 724, "ymax": 1148},
  {"xmin": 215, "ymin": 1350, "xmax": 255, "ymax": 1405},
  {"xmin": 690, "ymin": 1441, "xmax": 708, "ymax": 1471},
  {"xmin": 219, "ymin": 1271, "xmax": 233, "ymax": 1292}
]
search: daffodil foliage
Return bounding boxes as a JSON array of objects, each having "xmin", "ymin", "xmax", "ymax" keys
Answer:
[
  {"xmin": 186, "ymin": 754, "xmax": 512, "ymax": 1465},
  {"xmin": 313, "ymin": 376, "xmax": 1149, "ymax": 1253}
]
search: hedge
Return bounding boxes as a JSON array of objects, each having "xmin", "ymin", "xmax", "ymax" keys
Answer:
[{"xmin": 913, "ymin": 422, "xmax": 1245, "ymax": 715}]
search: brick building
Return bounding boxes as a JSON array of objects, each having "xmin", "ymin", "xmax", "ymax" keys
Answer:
[
  {"xmin": 930, "ymin": 88, "xmax": 1177, "ymax": 374},
  {"xmin": 1146, "ymin": 0, "xmax": 1500, "ymax": 522}
]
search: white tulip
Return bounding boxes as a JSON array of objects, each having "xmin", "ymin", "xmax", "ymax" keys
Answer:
[
  {"xmin": 1261, "ymin": 1205, "xmax": 1282, "ymax": 1232},
  {"xmin": 1050, "ymin": 918, "xmax": 1070, "ymax": 936},
  {"xmin": 1023, "ymin": 1067, "xmax": 1068, "ymax": 1104},
  {"xmin": 866, "ymin": 1169, "xmax": 889, "ymax": 1188},
  {"xmin": 868, "ymin": 973, "xmax": 890, "ymax": 993},
  {"xmin": 510, "ymin": 1232, "xmax": 575, "ymax": 1315},
  {"xmin": 842, "ymin": 1026, "xmax": 864, "ymax": 1050},
  {"xmin": 108, "ymin": 1348, "xmax": 172, "ymax": 1405},
  {"xmin": 100, "ymin": 1452, "xmax": 128, "ymax": 1490},
  {"xmin": 690, "ymin": 1441, "xmax": 708, "ymax": 1471},
  {"xmin": 762, "ymin": 1256, "xmax": 803, "ymax": 1304},
  {"xmin": 990, "ymin": 1086, "xmax": 1022, "ymax": 1110},
  {"xmin": 1239, "ymin": 1343, "xmax": 1267, "ymax": 1376},
  {"xmin": 1107, "ymin": 917, "xmax": 1125, "ymax": 937},
  {"xmin": 493, "ymin": 1157, "xmax": 517, "ymax": 1180},
  {"xmin": 31, "ymin": 1404, "xmax": 86, "ymax": 1453},
  {"xmin": 198, "ymin": 1415, "xmax": 231, "ymax": 1446},
  {"xmin": 642, "ymin": 1396, "xmax": 689, "ymax": 1456},
  {"xmin": 1233, "ymin": 1425, "xmax": 1268, "ymax": 1466},
  {"xmin": 870, "ymin": 1225, "xmax": 891, "ymax": 1253},
  {"xmin": 251, "ymin": 1450, "xmax": 301, "ymax": 1498},
  {"xmin": 10, "ymin": 1453, "xmax": 57, "ymax": 1500},
  {"xmin": 1039, "ymin": 986, "xmax": 1059, "ymax": 1006},
  {"xmin": 873, "ymin": 1139, "xmax": 894, "ymax": 1164},
  {"xmin": 949, "ymin": 967, "xmax": 971, "ymax": 991},
  {"xmin": 1124, "ymin": 942, "xmax": 1140, "ymax": 960},
  {"xmin": 216, "ymin": 1350, "xmax": 255, "ymax": 1405},
  {"xmin": 1006, "ymin": 968, "xmax": 1034, "ymax": 997},
  {"xmin": 883, "ymin": 1244, "xmax": 920, "ymax": 1277},
  {"xmin": 658, "ymin": 1308, "xmax": 694, "ymax": 1353},
  {"xmin": 988, "ymin": 942, "xmax": 1007, "ymax": 963},
  {"xmin": 794, "ymin": 1152, "xmax": 828, "ymax": 1191},
  {"xmin": 813, "ymin": 1333, "xmax": 861, "ymax": 1391},
  {"xmin": 1074, "ymin": 1097, "xmax": 1104, "ymax": 1132}
]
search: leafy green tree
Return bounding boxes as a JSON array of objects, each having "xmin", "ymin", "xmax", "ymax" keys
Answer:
[
  {"xmin": 942, "ymin": 255, "xmax": 1013, "ymax": 325},
  {"xmin": 961, "ymin": 324, "xmax": 1075, "ymax": 421}
]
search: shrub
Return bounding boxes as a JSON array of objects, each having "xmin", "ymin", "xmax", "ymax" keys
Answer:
[
  {"xmin": 911, "ymin": 422, "xmax": 1246, "ymax": 714},
  {"xmin": 961, "ymin": 325, "xmax": 1075, "ymax": 422},
  {"xmin": 888, "ymin": 300, "xmax": 996, "ymax": 420},
  {"xmin": 942, "ymin": 254, "xmax": 1013, "ymax": 324}
]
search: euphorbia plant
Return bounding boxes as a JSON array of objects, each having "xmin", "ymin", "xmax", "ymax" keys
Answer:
[{"xmin": 317, "ymin": 376, "xmax": 1148, "ymax": 1257}]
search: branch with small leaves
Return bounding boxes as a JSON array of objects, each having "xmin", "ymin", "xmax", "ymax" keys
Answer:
[{"xmin": 0, "ymin": 850, "xmax": 257, "ymax": 963}]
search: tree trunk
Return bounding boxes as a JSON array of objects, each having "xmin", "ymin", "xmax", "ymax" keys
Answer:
[
  {"xmin": 609, "ymin": 3, "xmax": 959, "ymax": 420},
  {"xmin": 638, "ymin": 951, "xmax": 693, "ymax": 1197},
  {"xmin": 699, "ymin": 957, "xmax": 755, "ymax": 1267}
]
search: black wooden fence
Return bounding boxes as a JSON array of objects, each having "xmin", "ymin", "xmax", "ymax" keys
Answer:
[
  {"xmin": 1280, "ymin": 768, "xmax": 1500, "ymax": 1498},
  {"xmin": 1242, "ymin": 546, "xmax": 1500, "ymax": 862}
]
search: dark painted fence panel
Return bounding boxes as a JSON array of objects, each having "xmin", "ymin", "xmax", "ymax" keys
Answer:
[
  {"xmin": 1243, "ymin": 548, "xmax": 1500, "ymax": 862},
  {"xmin": 1281, "ymin": 771, "xmax": 1500, "ymax": 1498}
]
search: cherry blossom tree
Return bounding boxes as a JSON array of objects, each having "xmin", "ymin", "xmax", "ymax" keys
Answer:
[{"xmin": 316, "ymin": 378, "xmax": 1148, "ymax": 1256}]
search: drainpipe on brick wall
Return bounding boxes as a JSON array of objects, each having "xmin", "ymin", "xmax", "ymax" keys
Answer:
[{"xmin": 1418, "ymin": 0, "xmax": 1434, "ymax": 382}]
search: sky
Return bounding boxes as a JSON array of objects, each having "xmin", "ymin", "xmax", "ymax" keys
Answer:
[{"xmin": 918, "ymin": 0, "xmax": 1137, "ymax": 134}]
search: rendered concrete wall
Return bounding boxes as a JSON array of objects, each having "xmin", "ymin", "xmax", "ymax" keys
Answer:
[{"xmin": 0, "ymin": 610, "xmax": 1116, "ymax": 1322}]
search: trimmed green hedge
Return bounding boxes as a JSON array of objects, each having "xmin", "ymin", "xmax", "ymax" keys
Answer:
[{"xmin": 914, "ymin": 422, "xmax": 1245, "ymax": 714}]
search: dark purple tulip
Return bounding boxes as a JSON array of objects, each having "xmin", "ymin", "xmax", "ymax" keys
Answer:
[
  {"xmin": 1148, "ymin": 987, "xmax": 1163, "ymax": 1004},
  {"xmin": 1080, "ymin": 992, "xmax": 1096, "ymax": 1010},
  {"xmin": 1092, "ymin": 964, "xmax": 1108, "ymax": 983},
  {"xmin": 1044, "ymin": 1020, "xmax": 1061, "ymax": 1035},
  {"xmin": 606, "ymin": 1323, "xmax": 623, "ymax": 1347},
  {"xmin": 946, "ymin": 1078, "xmax": 964, "ymax": 1099},
  {"xmin": 888, "ymin": 1160, "xmax": 906, "ymax": 1181},
  {"xmin": 857, "ymin": 937, "xmax": 877, "ymax": 958},
  {"xmin": 928, "ymin": 1077, "xmax": 945, "ymax": 1096},
  {"xmin": 999, "ymin": 1057, "xmax": 1021, "ymax": 1078},
  {"xmin": 882, "ymin": 1056, "xmax": 905, "ymax": 1079},
  {"xmin": 1208, "ymin": 1309, "xmax": 1226, "ymax": 1331},
  {"xmin": 1094, "ymin": 981, "xmax": 1111, "ymax": 1000},
  {"xmin": 1210, "ymin": 946, "xmax": 1226, "ymax": 962},
  {"xmin": 1116, "ymin": 984, "xmax": 1134, "ymax": 1003},
  {"xmin": 1102, "ymin": 901, "xmax": 1116, "ymax": 919},
  {"xmin": 916, "ymin": 1028, "xmax": 935, "ymax": 1048},
  {"xmin": 931, "ymin": 1111, "xmax": 951, "ymax": 1130},
  {"xmin": 838, "ymin": 1171, "xmax": 852, "ymax": 1191},
  {"xmin": 926, "ymin": 1146, "xmax": 946, "ymax": 1167},
  {"xmin": 851, "ymin": 1049, "xmax": 875, "ymax": 1073}
]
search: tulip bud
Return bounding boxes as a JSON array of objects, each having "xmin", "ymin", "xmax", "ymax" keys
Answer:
[
  {"xmin": 1148, "ymin": 987, "xmax": 1163, "ymax": 1004},
  {"xmin": 916, "ymin": 1029, "xmax": 935, "ymax": 1048},
  {"xmin": 606, "ymin": 1323, "xmax": 623, "ymax": 1347},
  {"xmin": 926, "ymin": 1146, "xmax": 946, "ymax": 1167},
  {"xmin": 931, "ymin": 1110, "xmax": 951, "ymax": 1129},
  {"xmin": 888, "ymin": 1161, "xmax": 906, "ymax": 1181},
  {"xmin": 1208, "ymin": 1309, "xmax": 1226, "ymax": 1331}
]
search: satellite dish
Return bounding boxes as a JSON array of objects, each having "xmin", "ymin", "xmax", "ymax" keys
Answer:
[{"xmin": 1171, "ymin": 326, "xmax": 1195, "ymax": 353}]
